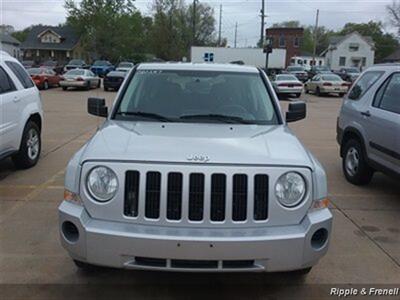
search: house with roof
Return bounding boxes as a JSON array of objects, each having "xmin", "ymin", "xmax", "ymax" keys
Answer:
[
  {"xmin": 321, "ymin": 32, "xmax": 375, "ymax": 71},
  {"xmin": 0, "ymin": 33, "xmax": 21, "ymax": 59},
  {"xmin": 20, "ymin": 25, "xmax": 87, "ymax": 64},
  {"xmin": 382, "ymin": 47, "xmax": 400, "ymax": 63}
]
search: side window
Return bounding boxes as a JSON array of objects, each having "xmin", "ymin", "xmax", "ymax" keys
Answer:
[
  {"xmin": 374, "ymin": 73, "xmax": 400, "ymax": 114},
  {"xmin": 0, "ymin": 67, "xmax": 16, "ymax": 94},
  {"xmin": 348, "ymin": 71, "xmax": 384, "ymax": 100},
  {"xmin": 5, "ymin": 61, "xmax": 34, "ymax": 89}
]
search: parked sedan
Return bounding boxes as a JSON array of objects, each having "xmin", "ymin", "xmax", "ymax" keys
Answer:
[
  {"xmin": 64, "ymin": 59, "xmax": 88, "ymax": 72},
  {"xmin": 272, "ymin": 74, "xmax": 303, "ymax": 98},
  {"xmin": 116, "ymin": 61, "xmax": 134, "ymax": 72},
  {"xmin": 22, "ymin": 60, "xmax": 36, "ymax": 69},
  {"xmin": 28, "ymin": 68, "xmax": 61, "ymax": 90},
  {"xmin": 60, "ymin": 69, "xmax": 101, "ymax": 91},
  {"xmin": 90, "ymin": 60, "xmax": 115, "ymax": 77},
  {"xmin": 335, "ymin": 67, "xmax": 360, "ymax": 82},
  {"xmin": 286, "ymin": 66, "xmax": 308, "ymax": 82},
  {"xmin": 307, "ymin": 66, "xmax": 332, "ymax": 79},
  {"xmin": 305, "ymin": 74, "xmax": 350, "ymax": 97},
  {"xmin": 103, "ymin": 71, "xmax": 127, "ymax": 91},
  {"xmin": 40, "ymin": 60, "xmax": 64, "ymax": 74}
]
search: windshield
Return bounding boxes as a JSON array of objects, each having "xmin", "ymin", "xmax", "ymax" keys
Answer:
[
  {"xmin": 315, "ymin": 66, "xmax": 330, "ymax": 71},
  {"xmin": 28, "ymin": 68, "xmax": 43, "ymax": 75},
  {"xmin": 287, "ymin": 67, "xmax": 304, "ymax": 72},
  {"xmin": 118, "ymin": 62, "xmax": 133, "ymax": 68},
  {"xmin": 276, "ymin": 75, "xmax": 298, "ymax": 81},
  {"xmin": 65, "ymin": 69, "xmax": 85, "ymax": 76},
  {"xmin": 322, "ymin": 75, "xmax": 342, "ymax": 81},
  {"xmin": 42, "ymin": 61, "xmax": 56, "ymax": 66},
  {"xmin": 69, "ymin": 59, "xmax": 84, "ymax": 65},
  {"xmin": 93, "ymin": 60, "xmax": 109, "ymax": 66},
  {"xmin": 115, "ymin": 70, "xmax": 279, "ymax": 125},
  {"xmin": 345, "ymin": 68, "xmax": 359, "ymax": 73}
]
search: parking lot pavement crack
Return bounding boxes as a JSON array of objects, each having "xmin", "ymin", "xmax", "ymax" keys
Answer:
[{"xmin": 334, "ymin": 204, "xmax": 400, "ymax": 268}]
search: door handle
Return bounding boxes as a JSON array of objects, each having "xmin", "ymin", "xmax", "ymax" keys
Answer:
[
  {"xmin": 13, "ymin": 96, "xmax": 20, "ymax": 102},
  {"xmin": 361, "ymin": 110, "xmax": 371, "ymax": 117}
]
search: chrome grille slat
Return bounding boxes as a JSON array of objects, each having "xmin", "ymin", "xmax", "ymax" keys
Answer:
[{"xmin": 124, "ymin": 169, "xmax": 269, "ymax": 225}]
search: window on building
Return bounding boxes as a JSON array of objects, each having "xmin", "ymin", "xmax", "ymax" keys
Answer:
[
  {"xmin": 349, "ymin": 43, "xmax": 359, "ymax": 52},
  {"xmin": 362, "ymin": 57, "xmax": 367, "ymax": 67},
  {"xmin": 5, "ymin": 61, "xmax": 34, "ymax": 89},
  {"xmin": 279, "ymin": 35, "xmax": 285, "ymax": 47},
  {"xmin": 339, "ymin": 57, "xmax": 346, "ymax": 66},
  {"xmin": 294, "ymin": 37, "xmax": 300, "ymax": 48}
]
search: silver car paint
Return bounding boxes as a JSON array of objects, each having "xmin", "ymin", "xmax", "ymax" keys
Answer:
[
  {"xmin": 60, "ymin": 63, "xmax": 332, "ymax": 272},
  {"xmin": 338, "ymin": 65, "xmax": 400, "ymax": 175}
]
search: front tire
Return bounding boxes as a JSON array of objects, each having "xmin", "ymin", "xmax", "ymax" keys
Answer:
[
  {"xmin": 316, "ymin": 87, "xmax": 322, "ymax": 97},
  {"xmin": 43, "ymin": 80, "xmax": 49, "ymax": 90},
  {"xmin": 342, "ymin": 139, "xmax": 374, "ymax": 185},
  {"xmin": 73, "ymin": 260, "xmax": 100, "ymax": 272},
  {"xmin": 62, "ymin": 86, "xmax": 67, "ymax": 91},
  {"xmin": 12, "ymin": 121, "xmax": 41, "ymax": 169}
]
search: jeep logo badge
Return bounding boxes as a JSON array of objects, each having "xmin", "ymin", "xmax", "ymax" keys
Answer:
[{"xmin": 187, "ymin": 155, "xmax": 210, "ymax": 163}]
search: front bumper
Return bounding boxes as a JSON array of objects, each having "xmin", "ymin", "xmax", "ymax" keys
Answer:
[{"xmin": 59, "ymin": 201, "xmax": 332, "ymax": 272}]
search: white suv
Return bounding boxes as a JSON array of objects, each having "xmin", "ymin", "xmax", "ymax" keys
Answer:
[{"xmin": 0, "ymin": 51, "xmax": 43, "ymax": 168}]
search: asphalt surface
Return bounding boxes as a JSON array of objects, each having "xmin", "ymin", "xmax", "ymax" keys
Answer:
[{"xmin": 0, "ymin": 87, "xmax": 399, "ymax": 298}]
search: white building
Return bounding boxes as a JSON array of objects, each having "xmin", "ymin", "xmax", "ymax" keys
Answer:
[
  {"xmin": 0, "ymin": 33, "xmax": 20, "ymax": 59},
  {"xmin": 321, "ymin": 32, "xmax": 375, "ymax": 71}
]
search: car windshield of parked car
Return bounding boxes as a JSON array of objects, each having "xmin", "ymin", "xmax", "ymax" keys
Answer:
[
  {"xmin": 315, "ymin": 66, "xmax": 330, "ymax": 71},
  {"xmin": 65, "ymin": 69, "xmax": 85, "ymax": 76},
  {"xmin": 115, "ymin": 69, "xmax": 279, "ymax": 125},
  {"xmin": 28, "ymin": 68, "xmax": 43, "ymax": 75},
  {"xmin": 287, "ymin": 67, "xmax": 304, "ymax": 72},
  {"xmin": 322, "ymin": 75, "xmax": 341, "ymax": 81},
  {"xmin": 69, "ymin": 59, "xmax": 84, "ymax": 65},
  {"xmin": 345, "ymin": 68, "xmax": 359, "ymax": 74},
  {"xmin": 42, "ymin": 61, "xmax": 56, "ymax": 66},
  {"xmin": 276, "ymin": 75, "xmax": 298, "ymax": 81},
  {"xmin": 118, "ymin": 62, "xmax": 133, "ymax": 68},
  {"xmin": 93, "ymin": 60, "xmax": 109, "ymax": 66}
]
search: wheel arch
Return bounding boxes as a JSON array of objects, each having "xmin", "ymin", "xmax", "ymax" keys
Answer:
[{"xmin": 340, "ymin": 127, "xmax": 366, "ymax": 158}]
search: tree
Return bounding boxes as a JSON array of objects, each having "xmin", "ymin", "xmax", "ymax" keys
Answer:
[
  {"xmin": 339, "ymin": 21, "xmax": 399, "ymax": 62},
  {"xmin": 11, "ymin": 26, "xmax": 34, "ymax": 43},
  {"xmin": 65, "ymin": 0, "xmax": 149, "ymax": 62},
  {"xmin": 387, "ymin": 0, "xmax": 400, "ymax": 36}
]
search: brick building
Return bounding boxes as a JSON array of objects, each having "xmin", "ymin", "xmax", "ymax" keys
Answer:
[{"xmin": 265, "ymin": 27, "xmax": 304, "ymax": 67}]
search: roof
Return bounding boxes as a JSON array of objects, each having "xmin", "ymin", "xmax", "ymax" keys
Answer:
[
  {"xmin": 20, "ymin": 25, "xmax": 79, "ymax": 51},
  {"xmin": 0, "ymin": 33, "xmax": 20, "ymax": 46},
  {"xmin": 383, "ymin": 48, "xmax": 400, "ymax": 62},
  {"xmin": 328, "ymin": 32, "xmax": 374, "ymax": 47},
  {"xmin": 138, "ymin": 63, "xmax": 259, "ymax": 73}
]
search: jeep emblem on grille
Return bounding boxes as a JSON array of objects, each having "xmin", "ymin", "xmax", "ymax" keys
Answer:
[{"xmin": 187, "ymin": 155, "xmax": 210, "ymax": 162}]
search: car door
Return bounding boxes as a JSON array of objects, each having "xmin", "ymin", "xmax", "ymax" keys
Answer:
[
  {"xmin": 367, "ymin": 72, "xmax": 400, "ymax": 172},
  {"xmin": 0, "ymin": 66, "xmax": 19, "ymax": 154},
  {"xmin": 308, "ymin": 76, "xmax": 319, "ymax": 92}
]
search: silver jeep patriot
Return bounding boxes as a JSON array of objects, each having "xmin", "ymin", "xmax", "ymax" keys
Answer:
[{"xmin": 59, "ymin": 63, "xmax": 332, "ymax": 274}]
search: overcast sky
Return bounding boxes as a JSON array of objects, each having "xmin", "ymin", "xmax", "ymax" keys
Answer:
[{"xmin": 0, "ymin": 0, "xmax": 394, "ymax": 47}]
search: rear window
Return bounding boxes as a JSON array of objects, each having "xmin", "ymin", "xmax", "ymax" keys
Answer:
[
  {"xmin": 115, "ymin": 70, "xmax": 279, "ymax": 125},
  {"xmin": 348, "ymin": 71, "xmax": 384, "ymax": 100},
  {"xmin": 0, "ymin": 66, "xmax": 16, "ymax": 94},
  {"xmin": 65, "ymin": 69, "xmax": 85, "ymax": 76},
  {"xmin": 322, "ymin": 75, "xmax": 341, "ymax": 81},
  {"xmin": 28, "ymin": 68, "xmax": 43, "ymax": 75},
  {"xmin": 5, "ymin": 61, "xmax": 34, "ymax": 89},
  {"xmin": 276, "ymin": 75, "xmax": 297, "ymax": 81}
]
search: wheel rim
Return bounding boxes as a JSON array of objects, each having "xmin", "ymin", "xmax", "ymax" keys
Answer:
[
  {"xmin": 345, "ymin": 147, "xmax": 360, "ymax": 177},
  {"xmin": 27, "ymin": 128, "xmax": 40, "ymax": 160}
]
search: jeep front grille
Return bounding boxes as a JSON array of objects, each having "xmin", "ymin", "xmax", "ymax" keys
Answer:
[{"xmin": 124, "ymin": 170, "xmax": 269, "ymax": 223}]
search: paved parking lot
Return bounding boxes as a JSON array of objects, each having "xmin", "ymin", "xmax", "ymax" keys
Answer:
[{"xmin": 0, "ymin": 87, "xmax": 399, "ymax": 296}]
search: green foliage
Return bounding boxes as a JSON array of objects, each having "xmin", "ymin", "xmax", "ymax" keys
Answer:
[{"xmin": 11, "ymin": 26, "xmax": 34, "ymax": 43}]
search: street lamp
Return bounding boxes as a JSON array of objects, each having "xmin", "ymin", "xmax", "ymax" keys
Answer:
[{"xmin": 263, "ymin": 36, "xmax": 273, "ymax": 72}]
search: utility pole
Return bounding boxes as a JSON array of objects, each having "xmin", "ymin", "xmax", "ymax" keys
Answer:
[
  {"xmin": 312, "ymin": 9, "xmax": 320, "ymax": 66},
  {"xmin": 234, "ymin": 22, "xmax": 238, "ymax": 48},
  {"xmin": 193, "ymin": 0, "xmax": 198, "ymax": 46},
  {"xmin": 218, "ymin": 4, "xmax": 222, "ymax": 46},
  {"xmin": 260, "ymin": 0, "xmax": 265, "ymax": 45}
]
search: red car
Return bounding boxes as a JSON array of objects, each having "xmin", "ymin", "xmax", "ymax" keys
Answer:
[{"xmin": 28, "ymin": 68, "xmax": 61, "ymax": 90}]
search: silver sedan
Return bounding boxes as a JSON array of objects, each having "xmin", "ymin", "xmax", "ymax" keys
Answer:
[
  {"xmin": 272, "ymin": 74, "xmax": 303, "ymax": 98},
  {"xmin": 60, "ymin": 69, "xmax": 101, "ymax": 91},
  {"xmin": 305, "ymin": 74, "xmax": 350, "ymax": 97}
]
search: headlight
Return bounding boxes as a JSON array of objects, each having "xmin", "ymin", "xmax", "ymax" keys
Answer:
[
  {"xmin": 86, "ymin": 166, "xmax": 118, "ymax": 202},
  {"xmin": 275, "ymin": 172, "xmax": 306, "ymax": 207}
]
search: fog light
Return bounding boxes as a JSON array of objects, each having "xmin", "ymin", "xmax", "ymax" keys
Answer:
[
  {"xmin": 62, "ymin": 221, "xmax": 79, "ymax": 243},
  {"xmin": 311, "ymin": 228, "xmax": 328, "ymax": 250}
]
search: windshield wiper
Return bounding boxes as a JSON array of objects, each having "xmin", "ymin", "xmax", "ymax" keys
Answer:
[
  {"xmin": 179, "ymin": 114, "xmax": 254, "ymax": 124},
  {"xmin": 116, "ymin": 111, "xmax": 173, "ymax": 122}
]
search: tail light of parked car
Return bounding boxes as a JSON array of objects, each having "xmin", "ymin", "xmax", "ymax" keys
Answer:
[
  {"xmin": 341, "ymin": 82, "xmax": 351, "ymax": 87},
  {"xmin": 323, "ymin": 82, "xmax": 332, "ymax": 86}
]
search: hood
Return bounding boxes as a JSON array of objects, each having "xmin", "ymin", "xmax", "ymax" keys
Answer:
[{"xmin": 80, "ymin": 121, "xmax": 314, "ymax": 169}]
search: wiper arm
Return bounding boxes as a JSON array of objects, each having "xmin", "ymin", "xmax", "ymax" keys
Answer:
[
  {"xmin": 179, "ymin": 114, "xmax": 253, "ymax": 124},
  {"xmin": 116, "ymin": 111, "xmax": 172, "ymax": 122}
]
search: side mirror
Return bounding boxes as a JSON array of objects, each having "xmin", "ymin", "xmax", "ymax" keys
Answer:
[
  {"xmin": 286, "ymin": 101, "xmax": 306, "ymax": 123},
  {"xmin": 88, "ymin": 97, "xmax": 108, "ymax": 117}
]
